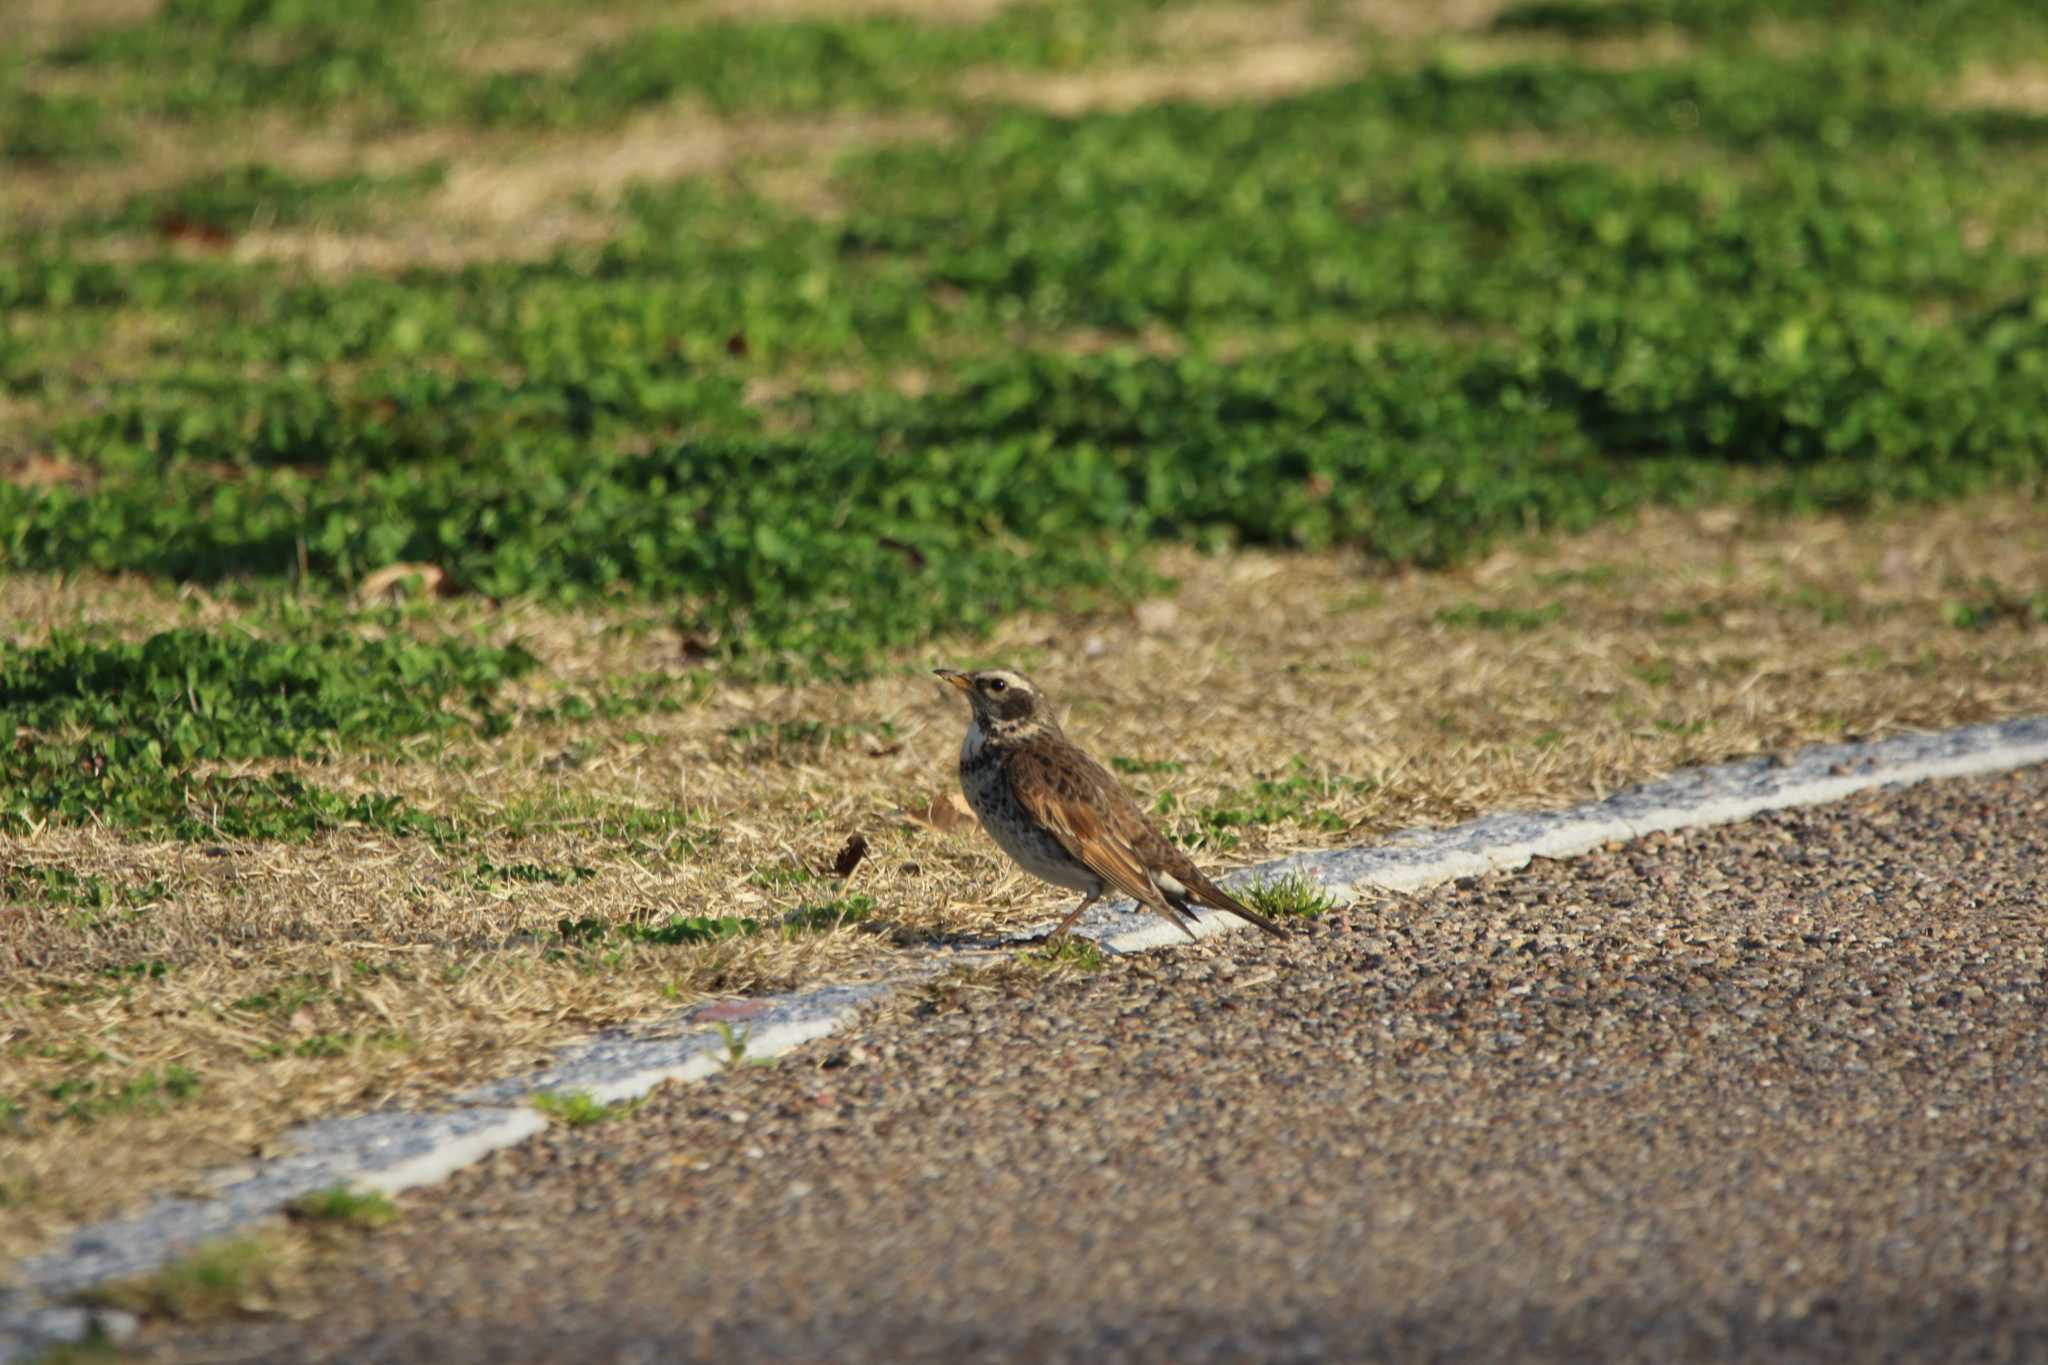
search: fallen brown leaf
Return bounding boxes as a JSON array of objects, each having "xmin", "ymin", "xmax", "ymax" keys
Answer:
[
  {"xmin": 156, "ymin": 212, "xmax": 234, "ymax": 249},
  {"xmin": 357, "ymin": 562, "xmax": 453, "ymax": 602},
  {"xmin": 831, "ymin": 832, "xmax": 869, "ymax": 878},
  {"xmin": 897, "ymin": 791, "xmax": 979, "ymax": 833}
]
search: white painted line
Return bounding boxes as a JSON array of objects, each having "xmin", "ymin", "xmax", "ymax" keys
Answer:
[
  {"xmin": 5, "ymin": 715, "xmax": 2044, "ymax": 1361},
  {"xmin": 353, "ymin": 1110, "xmax": 548, "ymax": 1198}
]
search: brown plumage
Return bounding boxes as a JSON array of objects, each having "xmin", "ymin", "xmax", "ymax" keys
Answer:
[{"xmin": 935, "ymin": 667, "xmax": 1285, "ymax": 941}]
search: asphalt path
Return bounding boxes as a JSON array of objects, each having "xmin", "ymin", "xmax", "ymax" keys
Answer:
[{"xmin": 140, "ymin": 764, "xmax": 2048, "ymax": 1363}]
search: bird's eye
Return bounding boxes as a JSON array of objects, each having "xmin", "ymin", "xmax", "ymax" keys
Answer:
[{"xmin": 984, "ymin": 677, "xmax": 1007, "ymax": 693}]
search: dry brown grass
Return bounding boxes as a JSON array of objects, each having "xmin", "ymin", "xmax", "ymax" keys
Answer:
[{"xmin": 5, "ymin": 492, "xmax": 2047, "ymax": 1272}]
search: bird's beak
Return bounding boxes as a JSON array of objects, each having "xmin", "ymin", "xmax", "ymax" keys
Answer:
[{"xmin": 933, "ymin": 668, "xmax": 974, "ymax": 693}]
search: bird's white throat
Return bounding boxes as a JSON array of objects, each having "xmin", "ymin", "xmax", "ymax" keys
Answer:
[{"xmin": 963, "ymin": 713, "xmax": 1043, "ymax": 755}]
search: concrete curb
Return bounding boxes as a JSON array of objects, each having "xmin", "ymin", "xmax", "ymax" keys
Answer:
[{"xmin": 5, "ymin": 715, "xmax": 2045, "ymax": 1359}]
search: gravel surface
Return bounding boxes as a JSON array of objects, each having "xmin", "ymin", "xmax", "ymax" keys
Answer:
[{"xmin": 140, "ymin": 767, "xmax": 2048, "ymax": 1364}]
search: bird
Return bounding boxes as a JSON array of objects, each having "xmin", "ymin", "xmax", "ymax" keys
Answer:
[{"xmin": 934, "ymin": 667, "xmax": 1285, "ymax": 942}]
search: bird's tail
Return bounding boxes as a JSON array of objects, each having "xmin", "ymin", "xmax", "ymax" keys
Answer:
[{"xmin": 1184, "ymin": 874, "xmax": 1287, "ymax": 938}]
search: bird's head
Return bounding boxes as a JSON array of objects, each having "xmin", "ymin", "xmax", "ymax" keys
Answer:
[{"xmin": 933, "ymin": 667, "xmax": 1054, "ymax": 734}]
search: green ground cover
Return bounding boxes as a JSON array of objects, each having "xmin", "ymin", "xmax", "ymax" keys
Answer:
[{"xmin": 2, "ymin": 0, "xmax": 2045, "ymax": 838}]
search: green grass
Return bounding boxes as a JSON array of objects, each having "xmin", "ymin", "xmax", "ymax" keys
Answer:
[
  {"xmin": 0, "ymin": 622, "xmax": 533, "ymax": 838},
  {"xmin": 3, "ymin": 0, "xmax": 2046, "ymax": 842},
  {"xmin": 1, "ymin": 92, "xmax": 125, "ymax": 164}
]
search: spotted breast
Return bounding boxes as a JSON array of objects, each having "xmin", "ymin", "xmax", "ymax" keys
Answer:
[{"xmin": 959, "ymin": 720, "xmax": 1101, "ymax": 894}]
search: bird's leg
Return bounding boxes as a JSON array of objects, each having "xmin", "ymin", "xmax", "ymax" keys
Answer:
[{"xmin": 1048, "ymin": 892, "xmax": 1100, "ymax": 944}]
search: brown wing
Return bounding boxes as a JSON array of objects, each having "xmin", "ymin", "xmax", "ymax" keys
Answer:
[
  {"xmin": 1007, "ymin": 743, "xmax": 1287, "ymax": 939},
  {"xmin": 1002, "ymin": 742, "xmax": 1187, "ymax": 924}
]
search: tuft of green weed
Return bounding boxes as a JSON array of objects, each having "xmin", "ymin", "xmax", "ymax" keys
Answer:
[
  {"xmin": 1942, "ymin": 581, "xmax": 2048, "ymax": 629},
  {"xmin": 285, "ymin": 1184, "xmax": 397, "ymax": 1228},
  {"xmin": 1019, "ymin": 938, "xmax": 1106, "ymax": 973},
  {"xmin": 1242, "ymin": 874, "xmax": 1339, "ymax": 920},
  {"xmin": 531, "ymin": 1089, "xmax": 642, "ymax": 1126},
  {"xmin": 555, "ymin": 911, "xmax": 762, "ymax": 957},
  {"xmin": 710, "ymin": 1019, "xmax": 776, "ymax": 1070},
  {"xmin": 748, "ymin": 864, "xmax": 819, "ymax": 891},
  {"xmin": 1109, "ymin": 756, "xmax": 1187, "ymax": 775},
  {"xmin": 229, "ymin": 976, "xmax": 324, "ymax": 1017},
  {"xmin": 1433, "ymin": 602, "xmax": 1568, "ymax": 632},
  {"xmin": 1629, "ymin": 660, "xmax": 1676, "ymax": 688},
  {"xmin": 82, "ymin": 1233, "xmax": 291, "ymax": 1322},
  {"xmin": 782, "ymin": 894, "xmax": 876, "ymax": 934},
  {"xmin": 470, "ymin": 859, "xmax": 596, "ymax": 888},
  {"xmin": 624, "ymin": 914, "xmax": 760, "ymax": 947}
]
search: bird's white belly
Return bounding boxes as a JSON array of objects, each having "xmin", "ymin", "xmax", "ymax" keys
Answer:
[{"xmin": 959, "ymin": 724, "xmax": 1099, "ymax": 894}]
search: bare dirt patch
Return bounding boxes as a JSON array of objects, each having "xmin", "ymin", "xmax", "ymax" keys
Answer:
[
  {"xmin": 1348, "ymin": 0, "xmax": 1506, "ymax": 42},
  {"xmin": 1948, "ymin": 62, "xmax": 2048, "ymax": 114},
  {"xmin": 5, "ymin": 492, "xmax": 2046, "ymax": 1270},
  {"xmin": 431, "ymin": 110, "xmax": 950, "ymax": 230},
  {"xmin": 961, "ymin": 41, "xmax": 1360, "ymax": 115}
]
